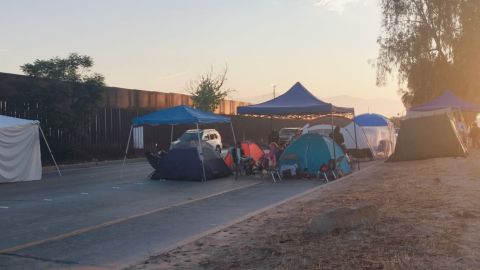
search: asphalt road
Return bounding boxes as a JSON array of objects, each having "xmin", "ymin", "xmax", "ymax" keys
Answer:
[{"xmin": 0, "ymin": 161, "xmax": 323, "ymax": 269}]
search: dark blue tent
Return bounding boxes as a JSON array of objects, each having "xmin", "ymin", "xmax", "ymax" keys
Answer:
[
  {"xmin": 133, "ymin": 105, "xmax": 231, "ymax": 125},
  {"xmin": 354, "ymin": 113, "xmax": 389, "ymax": 127},
  {"xmin": 148, "ymin": 143, "xmax": 231, "ymax": 181},
  {"xmin": 237, "ymin": 82, "xmax": 353, "ymax": 116},
  {"xmin": 410, "ymin": 90, "xmax": 480, "ymax": 112},
  {"xmin": 125, "ymin": 105, "xmax": 235, "ymax": 181}
]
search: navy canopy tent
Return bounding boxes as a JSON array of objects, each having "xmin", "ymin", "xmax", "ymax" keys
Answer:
[
  {"xmin": 124, "ymin": 105, "xmax": 236, "ymax": 181},
  {"xmin": 238, "ymin": 82, "xmax": 359, "ymax": 170},
  {"xmin": 237, "ymin": 82, "xmax": 354, "ymax": 116},
  {"xmin": 410, "ymin": 90, "xmax": 480, "ymax": 112}
]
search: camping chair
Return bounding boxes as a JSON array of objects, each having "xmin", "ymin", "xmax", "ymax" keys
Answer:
[
  {"xmin": 318, "ymin": 164, "xmax": 329, "ymax": 183},
  {"xmin": 261, "ymin": 156, "xmax": 282, "ymax": 182},
  {"xmin": 328, "ymin": 159, "xmax": 338, "ymax": 180}
]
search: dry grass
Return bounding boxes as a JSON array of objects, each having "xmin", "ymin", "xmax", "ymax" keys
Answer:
[{"xmin": 128, "ymin": 150, "xmax": 480, "ymax": 270}]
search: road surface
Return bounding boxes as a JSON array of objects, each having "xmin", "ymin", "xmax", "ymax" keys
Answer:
[{"xmin": 0, "ymin": 161, "xmax": 323, "ymax": 269}]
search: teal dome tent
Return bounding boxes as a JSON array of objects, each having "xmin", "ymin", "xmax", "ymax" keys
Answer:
[{"xmin": 279, "ymin": 133, "xmax": 351, "ymax": 176}]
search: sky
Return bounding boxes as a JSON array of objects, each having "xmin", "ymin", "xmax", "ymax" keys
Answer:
[{"xmin": 0, "ymin": 0, "xmax": 404, "ymax": 116}]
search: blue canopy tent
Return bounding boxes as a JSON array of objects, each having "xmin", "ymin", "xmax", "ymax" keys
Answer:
[
  {"xmin": 123, "ymin": 105, "xmax": 236, "ymax": 181},
  {"xmin": 410, "ymin": 90, "xmax": 480, "ymax": 112},
  {"xmin": 237, "ymin": 82, "xmax": 359, "ymax": 170}
]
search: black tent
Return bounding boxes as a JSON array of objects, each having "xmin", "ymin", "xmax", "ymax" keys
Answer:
[
  {"xmin": 389, "ymin": 114, "xmax": 467, "ymax": 162},
  {"xmin": 147, "ymin": 143, "xmax": 231, "ymax": 181}
]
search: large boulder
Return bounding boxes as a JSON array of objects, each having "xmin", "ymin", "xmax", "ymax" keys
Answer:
[{"xmin": 310, "ymin": 205, "xmax": 378, "ymax": 234}]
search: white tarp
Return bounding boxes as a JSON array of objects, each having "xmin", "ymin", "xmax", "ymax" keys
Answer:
[
  {"xmin": 306, "ymin": 121, "xmax": 396, "ymax": 158},
  {"xmin": 362, "ymin": 124, "xmax": 397, "ymax": 158},
  {"xmin": 341, "ymin": 122, "xmax": 372, "ymax": 151},
  {"xmin": 0, "ymin": 115, "xmax": 42, "ymax": 183},
  {"xmin": 306, "ymin": 124, "xmax": 370, "ymax": 150}
]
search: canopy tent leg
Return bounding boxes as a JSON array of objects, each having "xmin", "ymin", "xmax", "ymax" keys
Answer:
[
  {"xmin": 170, "ymin": 124, "xmax": 174, "ymax": 149},
  {"xmin": 39, "ymin": 126, "xmax": 62, "ymax": 177},
  {"xmin": 352, "ymin": 111, "xmax": 360, "ymax": 170},
  {"xmin": 230, "ymin": 122, "xmax": 238, "ymax": 180},
  {"xmin": 230, "ymin": 122, "xmax": 237, "ymax": 148},
  {"xmin": 330, "ymin": 111, "xmax": 336, "ymax": 169},
  {"xmin": 122, "ymin": 125, "xmax": 133, "ymax": 178},
  {"xmin": 196, "ymin": 123, "xmax": 207, "ymax": 182}
]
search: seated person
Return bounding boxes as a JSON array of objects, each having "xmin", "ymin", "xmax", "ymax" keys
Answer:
[{"xmin": 264, "ymin": 142, "xmax": 278, "ymax": 168}]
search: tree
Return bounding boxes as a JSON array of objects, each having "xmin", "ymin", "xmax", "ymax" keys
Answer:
[
  {"xmin": 187, "ymin": 66, "xmax": 233, "ymax": 112},
  {"xmin": 17, "ymin": 53, "xmax": 105, "ymax": 129},
  {"xmin": 376, "ymin": 0, "xmax": 480, "ymax": 107}
]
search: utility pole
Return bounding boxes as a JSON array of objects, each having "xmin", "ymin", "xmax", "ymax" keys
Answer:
[{"xmin": 270, "ymin": 84, "xmax": 276, "ymax": 132}]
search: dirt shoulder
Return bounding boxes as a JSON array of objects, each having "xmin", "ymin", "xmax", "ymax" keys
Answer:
[{"xmin": 127, "ymin": 151, "xmax": 480, "ymax": 270}]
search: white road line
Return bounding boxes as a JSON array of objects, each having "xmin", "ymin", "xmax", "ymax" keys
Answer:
[
  {"xmin": 43, "ymin": 199, "xmax": 53, "ymax": 202},
  {"xmin": 80, "ymin": 192, "xmax": 89, "ymax": 195},
  {"xmin": 0, "ymin": 206, "xmax": 9, "ymax": 209}
]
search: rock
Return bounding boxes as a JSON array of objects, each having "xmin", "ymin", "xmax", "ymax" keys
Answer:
[{"xmin": 310, "ymin": 205, "xmax": 378, "ymax": 234}]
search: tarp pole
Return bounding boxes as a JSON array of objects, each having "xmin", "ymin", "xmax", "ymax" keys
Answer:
[
  {"xmin": 352, "ymin": 111, "xmax": 360, "ymax": 170},
  {"xmin": 39, "ymin": 126, "xmax": 62, "ymax": 177},
  {"xmin": 196, "ymin": 123, "xmax": 207, "ymax": 182},
  {"xmin": 122, "ymin": 125, "xmax": 133, "ymax": 178},
  {"xmin": 230, "ymin": 122, "xmax": 237, "ymax": 148},
  {"xmin": 330, "ymin": 110, "xmax": 336, "ymax": 169}
]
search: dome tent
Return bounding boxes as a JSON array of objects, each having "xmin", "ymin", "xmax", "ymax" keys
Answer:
[
  {"xmin": 148, "ymin": 141, "xmax": 231, "ymax": 181},
  {"xmin": 354, "ymin": 113, "xmax": 396, "ymax": 158},
  {"xmin": 279, "ymin": 133, "xmax": 351, "ymax": 176},
  {"xmin": 306, "ymin": 123, "xmax": 372, "ymax": 158},
  {"xmin": 223, "ymin": 141, "xmax": 264, "ymax": 169}
]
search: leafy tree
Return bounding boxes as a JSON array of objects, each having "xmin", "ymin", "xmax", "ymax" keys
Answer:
[
  {"xmin": 17, "ymin": 53, "xmax": 105, "ymax": 129},
  {"xmin": 188, "ymin": 66, "xmax": 233, "ymax": 112},
  {"xmin": 376, "ymin": 0, "xmax": 480, "ymax": 107}
]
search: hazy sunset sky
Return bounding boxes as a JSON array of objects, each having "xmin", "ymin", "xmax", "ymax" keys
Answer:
[{"xmin": 1, "ymin": 0, "xmax": 404, "ymax": 115}]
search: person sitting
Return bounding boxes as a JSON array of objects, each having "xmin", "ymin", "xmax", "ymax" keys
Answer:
[{"xmin": 264, "ymin": 142, "xmax": 278, "ymax": 168}]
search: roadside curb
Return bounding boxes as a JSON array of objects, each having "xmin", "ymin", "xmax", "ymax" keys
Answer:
[
  {"xmin": 134, "ymin": 161, "xmax": 382, "ymax": 265},
  {"xmin": 42, "ymin": 157, "xmax": 146, "ymax": 173}
]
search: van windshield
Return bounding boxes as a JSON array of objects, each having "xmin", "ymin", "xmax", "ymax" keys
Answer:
[{"xmin": 178, "ymin": 131, "xmax": 203, "ymax": 142}]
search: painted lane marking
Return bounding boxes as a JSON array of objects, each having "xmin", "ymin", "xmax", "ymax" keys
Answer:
[
  {"xmin": 112, "ymin": 187, "xmax": 120, "ymax": 189},
  {"xmin": 43, "ymin": 199, "xmax": 53, "ymax": 202},
  {"xmin": 80, "ymin": 192, "xmax": 89, "ymax": 195},
  {"xmin": 0, "ymin": 206, "xmax": 9, "ymax": 209},
  {"xmin": 0, "ymin": 181, "xmax": 261, "ymax": 254}
]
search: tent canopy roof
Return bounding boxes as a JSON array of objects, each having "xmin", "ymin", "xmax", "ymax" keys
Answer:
[
  {"xmin": 354, "ymin": 113, "xmax": 390, "ymax": 127},
  {"xmin": 237, "ymin": 82, "xmax": 354, "ymax": 116},
  {"xmin": 0, "ymin": 115, "xmax": 38, "ymax": 128},
  {"xmin": 410, "ymin": 90, "xmax": 480, "ymax": 112},
  {"xmin": 132, "ymin": 105, "xmax": 231, "ymax": 126}
]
